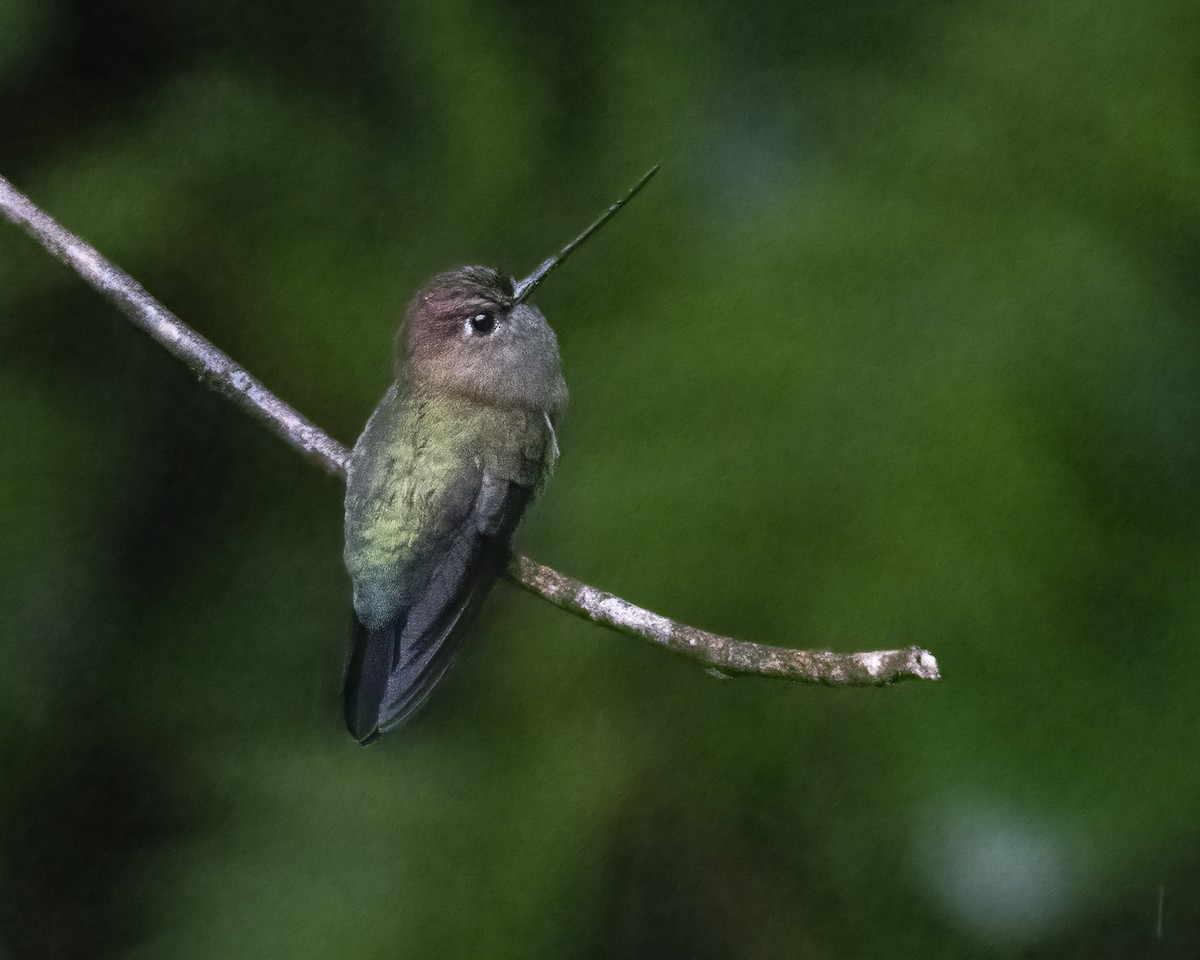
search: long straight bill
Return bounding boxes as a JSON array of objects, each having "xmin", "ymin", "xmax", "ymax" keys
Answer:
[{"xmin": 511, "ymin": 165, "xmax": 660, "ymax": 304}]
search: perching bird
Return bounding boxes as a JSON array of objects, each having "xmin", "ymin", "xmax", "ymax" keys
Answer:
[{"xmin": 342, "ymin": 168, "xmax": 657, "ymax": 743}]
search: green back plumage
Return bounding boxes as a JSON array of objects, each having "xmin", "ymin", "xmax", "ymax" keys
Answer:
[{"xmin": 345, "ymin": 382, "xmax": 553, "ymax": 630}]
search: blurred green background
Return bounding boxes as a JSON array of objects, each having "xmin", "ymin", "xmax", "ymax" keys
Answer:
[{"xmin": 1, "ymin": 0, "xmax": 1199, "ymax": 956}]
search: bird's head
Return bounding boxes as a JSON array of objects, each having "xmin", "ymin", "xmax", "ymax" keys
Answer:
[
  {"xmin": 403, "ymin": 265, "xmax": 567, "ymax": 415},
  {"xmin": 399, "ymin": 166, "xmax": 658, "ymax": 417}
]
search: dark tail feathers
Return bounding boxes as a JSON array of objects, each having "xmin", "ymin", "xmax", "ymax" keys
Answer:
[{"xmin": 343, "ymin": 616, "xmax": 397, "ymax": 745}]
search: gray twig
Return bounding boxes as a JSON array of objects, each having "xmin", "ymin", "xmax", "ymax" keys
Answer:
[
  {"xmin": 0, "ymin": 172, "xmax": 941, "ymax": 687},
  {"xmin": 510, "ymin": 557, "xmax": 939, "ymax": 683}
]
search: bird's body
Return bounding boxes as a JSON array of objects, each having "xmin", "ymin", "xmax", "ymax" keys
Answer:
[
  {"xmin": 343, "ymin": 267, "xmax": 565, "ymax": 743},
  {"xmin": 341, "ymin": 167, "xmax": 656, "ymax": 743}
]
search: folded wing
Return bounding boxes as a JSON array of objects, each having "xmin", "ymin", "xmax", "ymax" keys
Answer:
[{"xmin": 344, "ymin": 468, "xmax": 530, "ymax": 743}]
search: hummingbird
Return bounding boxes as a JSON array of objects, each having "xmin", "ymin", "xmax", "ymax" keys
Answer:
[{"xmin": 342, "ymin": 168, "xmax": 658, "ymax": 743}]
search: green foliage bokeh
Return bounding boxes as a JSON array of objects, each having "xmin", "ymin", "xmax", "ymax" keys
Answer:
[{"xmin": 1, "ymin": 0, "xmax": 1198, "ymax": 956}]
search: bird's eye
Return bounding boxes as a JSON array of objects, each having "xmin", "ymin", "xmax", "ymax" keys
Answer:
[{"xmin": 469, "ymin": 311, "xmax": 496, "ymax": 335}]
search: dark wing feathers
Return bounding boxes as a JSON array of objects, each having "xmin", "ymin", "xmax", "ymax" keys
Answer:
[{"xmin": 345, "ymin": 477, "xmax": 531, "ymax": 743}]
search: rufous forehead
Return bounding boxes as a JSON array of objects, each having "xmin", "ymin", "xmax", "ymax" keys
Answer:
[{"xmin": 415, "ymin": 266, "xmax": 513, "ymax": 305}]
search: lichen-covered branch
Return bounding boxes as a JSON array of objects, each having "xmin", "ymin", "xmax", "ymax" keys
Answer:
[
  {"xmin": 0, "ymin": 172, "xmax": 941, "ymax": 686},
  {"xmin": 0, "ymin": 175, "xmax": 347, "ymax": 477},
  {"xmin": 508, "ymin": 557, "xmax": 939, "ymax": 684}
]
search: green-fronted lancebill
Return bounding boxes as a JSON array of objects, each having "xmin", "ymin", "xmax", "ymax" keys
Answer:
[{"xmin": 343, "ymin": 168, "xmax": 658, "ymax": 744}]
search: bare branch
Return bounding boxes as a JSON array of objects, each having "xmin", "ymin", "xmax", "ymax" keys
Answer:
[{"xmin": 0, "ymin": 172, "xmax": 941, "ymax": 687}]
